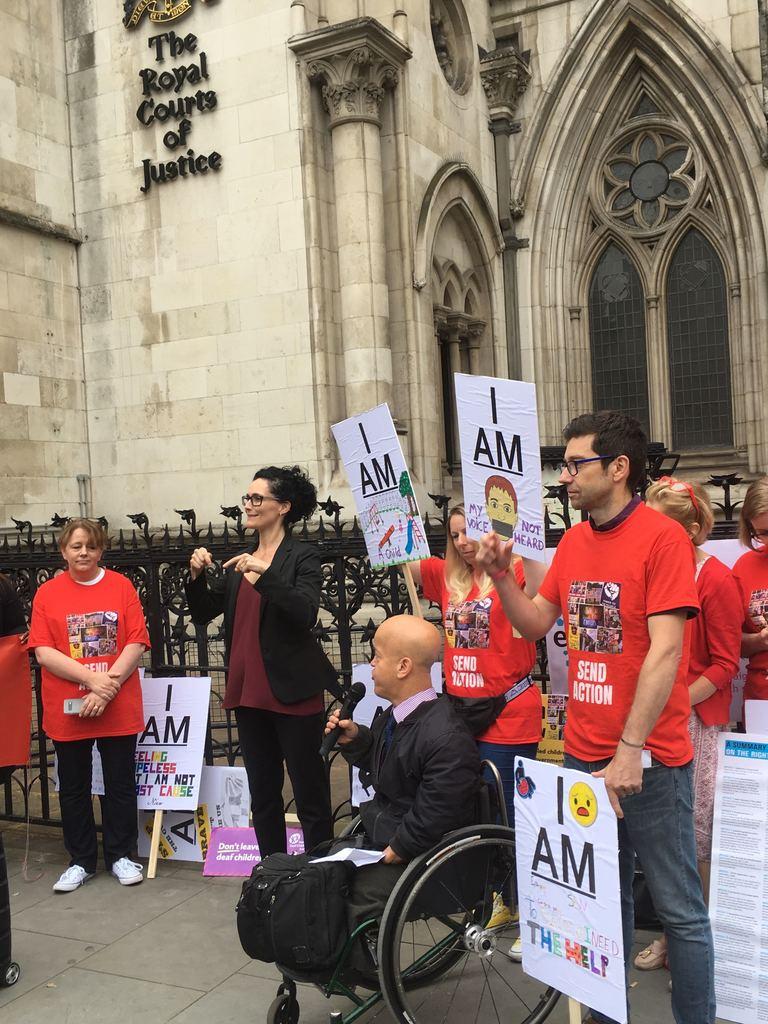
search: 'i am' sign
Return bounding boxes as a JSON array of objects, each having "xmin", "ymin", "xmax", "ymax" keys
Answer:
[
  {"xmin": 455, "ymin": 374, "xmax": 546, "ymax": 562},
  {"xmin": 332, "ymin": 404, "xmax": 430, "ymax": 570}
]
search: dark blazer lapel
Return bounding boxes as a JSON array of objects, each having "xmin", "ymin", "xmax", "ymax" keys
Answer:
[{"xmin": 267, "ymin": 534, "xmax": 293, "ymax": 580}]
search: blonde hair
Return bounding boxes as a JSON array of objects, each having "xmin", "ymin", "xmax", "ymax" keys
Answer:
[
  {"xmin": 645, "ymin": 478, "xmax": 714, "ymax": 545},
  {"xmin": 58, "ymin": 517, "xmax": 108, "ymax": 551},
  {"xmin": 740, "ymin": 477, "xmax": 768, "ymax": 549},
  {"xmin": 444, "ymin": 504, "xmax": 494, "ymax": 604}
]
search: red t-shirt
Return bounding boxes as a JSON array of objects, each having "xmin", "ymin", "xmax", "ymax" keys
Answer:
[
  {"xmin": 688, "ymin": 555, "xmax": 742, "ymax": 726},
  {"xmin": 732, "ymin": 548, "xmax": 768, "ymax": 701},
  {"xmin": 29, "ymin": 569, "xmax": 149, "ymax": 742},
  {"xmin": 420, "ymin": 558, "xmax": 540, "ymax": 744},
  {"xmin": 538, "ymin": 503, "xmax": 699, "ymax": 765}
]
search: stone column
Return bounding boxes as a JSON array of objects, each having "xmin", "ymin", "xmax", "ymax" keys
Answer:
[
  {"xmin": 445, "ymin": 314, "xmax": 463, "ymax": 468},
  {"xmin": 290, "ymin": 20, "xmax": 411, "ymax": 416},
  {"xmin": 480, "ymin": 48, "xmax": 531, "ymax": 381},
  {"xmin": 467, "ymin": 321, "xmax": 486, "ymax": 375}
]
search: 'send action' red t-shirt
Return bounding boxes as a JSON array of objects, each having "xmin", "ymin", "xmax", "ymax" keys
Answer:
[
  {"xmin": 538, "ymin": 503, "xmax": 699, "ymax": 766},
  {"xmin": 420, "ymin": 557, "xmax": 540, "ymax": 744}
]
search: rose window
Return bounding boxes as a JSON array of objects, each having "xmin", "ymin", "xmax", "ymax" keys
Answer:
[{"xmin": 603, "ymin": 130, "xmax": 695, "ymax": 231}]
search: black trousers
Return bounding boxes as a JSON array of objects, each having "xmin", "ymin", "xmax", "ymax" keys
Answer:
[
  {"xmin": 53, "ymin": 734, "xmax": 138, "ymax": 873},
  {"xmin": 234, "ymin": 707, "xmax": 333, "ymax": 857}
]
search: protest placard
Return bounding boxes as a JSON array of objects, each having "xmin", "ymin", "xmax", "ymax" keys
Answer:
[
  {"xmin": 710, "ymin": 734, "xmax": 768, "ymax": 1023},
  {"xmin": 455, "ymin": 374, "xmax": 545, "ymax": 562},
  {"xmin": 331, "ymin": 404, "xmax": 429, "ymax": 570},
  {"xmin": 515, "ymin": 757, "xmax": 626, "ymax": 1023},
  {"xmin": 204, "ymin": 825, "xmax": 305, "ymax": 877},
  {"xmin": 135, "ymin": 676, "xmax": 211, "ymax": 811},
  {"xmin": 538, "ymin": 692, "xmax": 567, "ymax": 766},
  {"xmin": 138, "ymin": 765, "xmax": 249, "ymax": 863}
]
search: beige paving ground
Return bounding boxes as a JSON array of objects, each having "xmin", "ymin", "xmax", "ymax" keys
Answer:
[{"xmin": 1, "ymin": 823, "xmax": 725, "ymax": 1024}]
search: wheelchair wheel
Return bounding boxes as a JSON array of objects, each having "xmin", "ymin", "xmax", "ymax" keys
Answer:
[
  {"xmin": 378, "ymin": 825, "xmax": 560, "ymax": 1024},
  {"xmin": 267, "ymin": 992, "xmax": 299, "ymax": 1024}
]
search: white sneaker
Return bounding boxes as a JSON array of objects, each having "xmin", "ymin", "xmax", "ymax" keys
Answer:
[
  {"xmin": 53, "ymin": 865, "xmax": 95, "ymax": 893},
  {"xmin": 111, "ymin": 858, "xmax": 144, "ymax": 886},
  {"xmin": 508, "ymin": 937, "xmax": 523, "ymax": 962}
]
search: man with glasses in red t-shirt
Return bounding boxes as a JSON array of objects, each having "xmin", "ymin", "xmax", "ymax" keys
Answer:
[{"xmin": 476, "ymin": 411, "xmax": 714, "ymax": 1024}]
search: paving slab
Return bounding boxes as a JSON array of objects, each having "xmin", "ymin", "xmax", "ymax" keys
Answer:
[
  {"xmin": 0, "ymin": 929, "xmax": 104, "ymax": 1009},
  {"xmin": 81, "ymin": 879, "xmax": 251, "ymax": 991},
  {"xmin": 0, "ymin": 966, "xmax": 202, "ymax": 1024},
  {"xmin": 168, "ymin": 971, "xmax": 359, "ymax": 1024},
  {"xmin": 11, "ymin": 871, "xmax": 208, "ymax": 945}
]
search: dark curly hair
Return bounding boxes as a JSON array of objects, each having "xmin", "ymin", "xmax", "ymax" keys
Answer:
[
  {"xmin": 563, "ymin": 411, "xmax": 647, "ymax": 492},
  {"xmin": 252, "ymin": 466, "xmax": 318, "ymax": 526}
]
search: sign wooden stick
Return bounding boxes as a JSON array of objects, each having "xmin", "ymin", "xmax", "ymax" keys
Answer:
[
  {"xmin": 401, "ymin": 563, "xmax": 423, "ymax": 619},
  {"xmin": 568, "ymin": 997, "xmax": 583, "ymax": 1023},
  {"xmin": 147, "ymin": 808, "xmax": 163, "ymax": 879}
]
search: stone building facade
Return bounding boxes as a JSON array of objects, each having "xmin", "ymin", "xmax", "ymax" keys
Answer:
[{"xmin": 0, "ymin": 0, "xmax": 765, "ymax": 527}]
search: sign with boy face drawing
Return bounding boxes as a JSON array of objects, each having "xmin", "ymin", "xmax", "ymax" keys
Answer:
[
  {"xmin": 455, "ymin": 374, "xmax": 545, "ymax": 562},
  {"xmin": 332, "ymin": 404, "xmax": 430, "ymax": 569}
]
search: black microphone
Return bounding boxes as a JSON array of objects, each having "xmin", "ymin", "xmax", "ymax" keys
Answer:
[{"xmin": 319, "ymin": 681, "xmax": 367, "ymax": 756}]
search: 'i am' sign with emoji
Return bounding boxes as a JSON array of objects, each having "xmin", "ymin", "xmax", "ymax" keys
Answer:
[{"xmin": 514, "ymin": 757, "xmax": 626, "ymax": 1023}]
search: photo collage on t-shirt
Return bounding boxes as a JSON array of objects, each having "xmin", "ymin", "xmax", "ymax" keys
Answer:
[
  {"xmin": 66, "ymin": 610, "xmax": 119, "ymax": 659},
  {"xmin": 444, "ymin": 597, "xmax": 492, "ymax": 649},
  {"xmin": 748, "ymin": 589, "xmax": 768, "ymax": 630},
  {"xmin": 567, "ymin": 581, "xmax": 622, "ymax": 655}
]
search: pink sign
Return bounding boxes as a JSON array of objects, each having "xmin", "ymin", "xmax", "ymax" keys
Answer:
[{"xmin": 203, "ymin": 826, "xmax": 305, "ymax": 876}]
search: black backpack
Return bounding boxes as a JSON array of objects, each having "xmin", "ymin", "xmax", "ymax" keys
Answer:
[{"xmin": 236, "ymin": 853, "xmax": 354, "ymax": 972}]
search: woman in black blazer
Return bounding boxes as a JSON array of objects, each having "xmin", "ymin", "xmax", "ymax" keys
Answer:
[{"xmin": 186, "ymin": 466, "xmax": 337, "ymax": 856}]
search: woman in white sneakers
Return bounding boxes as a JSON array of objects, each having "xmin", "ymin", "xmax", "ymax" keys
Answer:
[{"xmin": 29, "ymin": 519, "xmax": 149, "ymax": 892}]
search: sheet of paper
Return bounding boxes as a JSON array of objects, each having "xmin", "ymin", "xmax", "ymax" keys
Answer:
[
  {"xmin": 710, "ymin": 734, "xmax": 768, "ymax": 1023},
  {"xmin": 311, "ymin": 847, "xmax": 385, "ymax": 867}
]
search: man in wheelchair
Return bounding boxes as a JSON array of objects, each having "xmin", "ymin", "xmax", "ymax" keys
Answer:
[{"xmin": 325, "ymin": 615, "xmax": 483, "ymax": 967}]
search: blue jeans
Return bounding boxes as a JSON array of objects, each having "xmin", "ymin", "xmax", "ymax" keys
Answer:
[
  {"xmin": 565, "ymin": 755, "xmax": 715, "ymax": 1024},
  {"xmin": 477, "ymin": 741, "xmax": 539, "ymax": 830}
]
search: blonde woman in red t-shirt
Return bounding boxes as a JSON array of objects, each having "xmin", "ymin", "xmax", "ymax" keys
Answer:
[
  {"xmin": 733, "ymin": 478, "xmax": 768, "ymax": 706},
  {"xmin": 634, "ymin": 479, "xmax": 741, "ymax": 971},
  {"xmin": 409, "ymin": 504, "xmax": 545, "ymax": 936},
  {"xmin": 28, "ymin": 519, "xmax": 150, "ymax": 893}
]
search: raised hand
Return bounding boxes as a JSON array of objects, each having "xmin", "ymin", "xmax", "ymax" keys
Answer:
[
  {"xmin": 476, "ymin": 531, "xmax": 513, "ymax": 577},
  {"xmin": 223, "ymin": 552, "xmax": 269, "ymax": 576},
  {"xmin": 189, "ymin": 547, "xmax": 213, "ymax": 580}
]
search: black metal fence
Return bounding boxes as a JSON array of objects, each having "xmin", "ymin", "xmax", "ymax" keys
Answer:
[{"xmin": 0, "ymin": 466, "xmax": 744, "ymax": 827}]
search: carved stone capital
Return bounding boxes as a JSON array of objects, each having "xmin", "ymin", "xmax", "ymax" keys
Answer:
[
  {"xmin": 289, "ymin": 17, "xmax": 411, "ymax": 128},
  {"xmin": 479, "ymin": 47, "xmax": 531, "ymax": 121},
  {"xmin": 510, "ymin": 195, "xmax": 525, "ymax": 220}
]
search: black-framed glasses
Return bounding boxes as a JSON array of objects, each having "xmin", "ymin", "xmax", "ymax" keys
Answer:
[
  {"xmin": 558, "ymin": 455, "xmax": 616, "ymax": 477},
  {"xmin": 241, "ymin": 494, "xmax": 280, "ymax": 508}
]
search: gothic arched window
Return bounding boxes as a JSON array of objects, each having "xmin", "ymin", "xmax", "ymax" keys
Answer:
[
  {"xmin": 588, "ymin": 244, "xmax": 649, "ymax": 428},
  {"xmin": 666, "ymin": 228, "xmax": 732, "ymax": 449}
]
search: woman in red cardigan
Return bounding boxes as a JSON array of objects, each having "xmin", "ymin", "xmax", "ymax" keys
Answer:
[{"xmin": 634, "ymin": 478, "xmax": 741, "ymax": 971}]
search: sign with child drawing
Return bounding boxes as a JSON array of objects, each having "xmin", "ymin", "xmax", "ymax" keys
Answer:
[
  {"xmin": 332, "ymin": 404, "xmax": 430, "ymax": 569},
  {"xmin": 455, "ymin": 374, "xmax": 545, "ymax": 562}
]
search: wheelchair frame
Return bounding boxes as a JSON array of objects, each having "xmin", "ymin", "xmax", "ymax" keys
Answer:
[{"xmin": 265, "ymin": 762, "xmax": 560, "ymax": 1024}]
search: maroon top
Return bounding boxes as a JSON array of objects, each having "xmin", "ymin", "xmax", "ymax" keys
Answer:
[{"xmin": 225, "ymin": 579, "xmax": 323, "ymax": 716}]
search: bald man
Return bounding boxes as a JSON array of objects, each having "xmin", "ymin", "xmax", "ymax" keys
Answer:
[{"xmin": 325, "ymin": 615, "xmax": 481, "ymax": 966}]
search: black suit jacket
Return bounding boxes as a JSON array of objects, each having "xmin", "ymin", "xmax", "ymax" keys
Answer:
[
  {"xmin": 185, "ymin": 536, "xmax": 339, "ymax": 704},
  {"xmin": 341, "ymin": 696, "xmax": 482, "ymax": 860}
]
